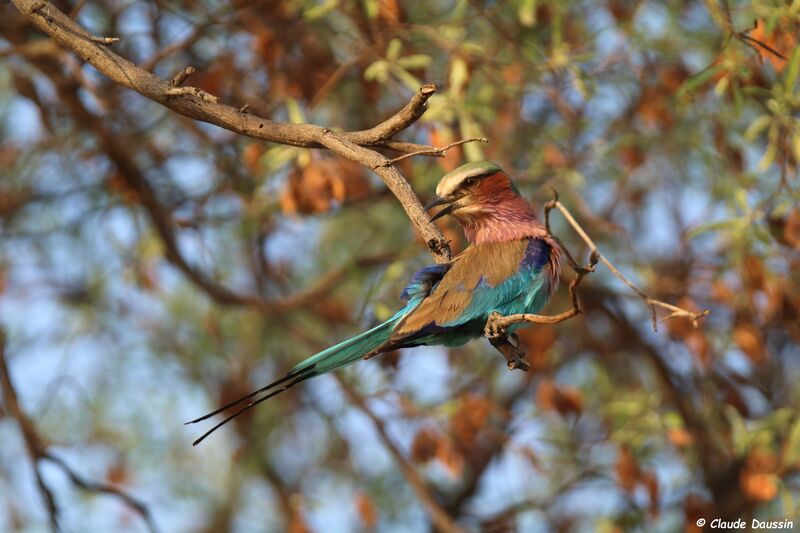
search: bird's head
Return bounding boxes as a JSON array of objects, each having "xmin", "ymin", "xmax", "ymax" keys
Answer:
[{"xmin": 425, "ymin": 161, "xmax": 523, "ymax": 223}]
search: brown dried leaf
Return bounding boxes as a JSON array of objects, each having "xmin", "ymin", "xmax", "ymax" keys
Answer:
[
  {"xmin": 642, "ymin": 470, "xmax": 659, "ymax": 517},
  {"xmin": 683, "ymin": 493, "xmax": 713, "ymax": 533},
  {"xmin": 749, "ymin": 20, "xmax": 798, "ymax": 73},
  {"xmin": 313, "ymin": 297, "xmax": 351, "ymax": 325},
  {"xmin": 667, "ymin": 427, "xmax": 694, "ymax": 449},
  {"xmin": 287, "ymin": 511, "xmax": 311, "ymax": 533},
  {"xmin": 106, "ymin": 172, "xmax": 140, "ymax": 204},
  {"xmin": 742, "ymin": 255, "xmax": 766, "ymax": 291},
  {"xmin": 450, "ymin": 393, "xmax": 494, "ymax": 451},
  {"xmin": 536, "ymin": 378, "xmax": 583, "ymax": 416},
  {"xmin": 618, "ymin": 144, "xmax": 645, "ymax": 171},
  {"xmin": 106, "ymin": 462, "xmax": 129, "ymax": 486},
  {"xmin": 411, "ymin": 427, "xmax": 440, "ymax": 463},
  {"xmin": 616, "ymin": 447, "xmax": 640, "ymax": 492},
  {"xmin": 710, "ymin": 279, "xmax": 736, "ymax": 304},
  {"xmin": 378, "ymin": 0, "xmax": 403, "ymax": 26},
  {"xmin": 430, "ymin": 128, "xmax": 461, "ymax": 172},
  {"xmin": 741, "ymin": 471, "xmax": 778, "ymax": 502},
  {"xmin": 542, "ymin": 143, "xmax": 568, "ymax": 168},
  {"xmin": 733, "ymin": 322, "xmax": 766, "ymax": 364},
  {"xmin": 354, "ymin": 492, "xmax": 378, "ymax": 530},
  {"xmin": 435, "ymin": 439, "xmax": 464, "ymax": 479},
  {"xmin": 242, "ymin": 142, "xmax": 264, "ymax": 174},
  {"xmin": 785, "ymin": 209, "xmax": 800, "ymax": 248},
  {"xmin": 635, "ymin": 85, "xmax": 674, "ymax": 129},
  {"xmin": 516, "ymin": 326, "xmax": 556, "ymax": 373}
]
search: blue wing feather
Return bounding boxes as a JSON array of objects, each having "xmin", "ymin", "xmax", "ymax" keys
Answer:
[{"xmin": 400, "ymin": 264, "xmax": 450, "ymax": 302}]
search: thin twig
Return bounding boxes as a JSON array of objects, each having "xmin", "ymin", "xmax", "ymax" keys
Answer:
[
  {"xmin": 546, "ymin": 193, "xmax": 708, "ymax": 331},
  {"xmin": 485, "ymin": 190, "xmax": 708, "ymax": 346},
  {"xmin": 170, "ymin": 65, "xmax": 195, "ymax": 87},
  {"xmin": 377, "ymin": 137, "xmax": 489, "ymax": 167},
  {"xmin": 338, "ymin": 379, "xmax": 468, "ymax": 533},
  {"xmin": 41, "ymin": 452, "xmax": 159, "ymax": 533},
  {"xmin": 485, "ymin": 250, "xmax": 598, "ymax": 343},
  {"xmin": 717, "ymin": 1, "xmax": 788, "ymax": 62},
  {"xmin": 88, "ymin": 35, "xmax": 118, "ymax": 45},
  {"xmin": 0, "ymin": 331, "xmax": 160, "ymax": 533}
]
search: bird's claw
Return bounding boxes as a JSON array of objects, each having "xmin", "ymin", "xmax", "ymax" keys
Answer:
[{"xmin": 484, "ymin": 311, "xmax": 506, "ymax": 339}]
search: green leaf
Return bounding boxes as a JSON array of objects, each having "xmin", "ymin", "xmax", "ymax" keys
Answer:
[
  {"xmin": 386, "ymin": 38, "xmax": 403, "ymax": 61},
  {"xmin": 458, "ymin": 113, "xmax": 484, "ymax": 160},
  {"xmin": 364, "ymin": 60, "xmax": 389, "ymax": 83},
  {"xmin": 449, "ymin": 57, "xmax": 469, "ymax": 96},
  {"xmin": 286, "ymin": 98, "xmax": 305, "ymax": 124},
  {"xmin": 304, "ymin": 0, "xmax": 338, "ymax": 21},
  {"xmin": 518, "ymin": 0, "xmax": 537, "ymax": 27},
  {"xmin": 784, "ymin": 418, "xmax": 800, "ymax": 467},
  {"xmin": 756, "ymin": 140, "xmax": 777, "ymax": 172},
  {"xmin": 713, "ymin": 74, "xmax": 730, "ymax": 96},
  {"xmin": 744, "ymin": 115, "xmax": 772, "ymax": 142},
  {"xmin": 263, "ymin": 145, "xmax": 300, "ymax": 171},
  {"xmin": 678, "ymin": 66, "xmax": 724, "ymax": 97},
  {"xmin": 686, "ymin": 218, "xmax": 742, "ymax": 239},
  {"xmin": 784, "ymin": 46, "xmax": 800, "ymax": 93},
  {"xmin": 396, "ymin": 54, "xmax": 432, "ymax": 70},
  {"xmin": 725, "ymin": 405, "xmax": 748, "ymax": 455},
  {"xmin": 362, "ymin": 0, "xmax": 378, "ymax": 19}
]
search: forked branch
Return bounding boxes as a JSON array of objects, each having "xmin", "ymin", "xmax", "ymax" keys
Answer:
[
  {"xmin": 0, "ymin": 331, "xmax": 159, "ymax": 533},
  {"xmin": 484, "ymin": 191, "xmax": 709, "ymax": 370}
]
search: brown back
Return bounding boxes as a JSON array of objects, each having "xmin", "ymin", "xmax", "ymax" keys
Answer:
[{"xmin": 392, "ymin": 239, "xmax": 528, "ymax": 336}]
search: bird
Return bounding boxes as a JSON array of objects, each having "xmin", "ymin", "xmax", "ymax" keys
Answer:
[{"xmin": 187, "ymin": 161, "xmax": 562, "ymax": 445}]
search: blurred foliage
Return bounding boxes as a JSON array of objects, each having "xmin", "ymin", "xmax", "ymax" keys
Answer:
[{"xmin": 0, "ymin": 0, "xmax": 799, "ymax": 531}]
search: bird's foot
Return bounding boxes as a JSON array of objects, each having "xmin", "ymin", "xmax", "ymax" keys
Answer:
[{"xmin": 484, "ymin": 311, "xmax": 506, "ymax": 340}]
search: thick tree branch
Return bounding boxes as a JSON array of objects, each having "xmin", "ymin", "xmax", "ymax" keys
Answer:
[
  {"xmin": 11, "ymin": 0, "xmax": 430, "ymax": 152},
  {"xmin": 0, "ymin": 331, "xmax": 159, "ymax": 533},
  {"xmin": 11, "ymin": 0, "xmax": 453, "ymax": 263}
]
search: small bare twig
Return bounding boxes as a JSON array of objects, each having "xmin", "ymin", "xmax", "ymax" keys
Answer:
[
  {"xmin": 717, "ymin": 1, "xmax": 788, "ymax": 63},
  {"xmin": 88, "ymin": 35, "xmax": 118, "ymax": 45},
  {"xmin": 377, "ymin": 137, "xmax": 489, "ymax": 168},
  {"xmin": 484, "ymin": 190, "xmax": 709, "ymax": 364},
  {"xmin": 170, "ymin": 65, "xmax": 195, "ymax": 87},
  {"xmin": 545, "ymin": 194, "xmax": 709, "ymax": 331}
]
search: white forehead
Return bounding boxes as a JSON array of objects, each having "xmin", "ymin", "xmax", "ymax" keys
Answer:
[
  {"xmin": 435, "ymin": 172, "xmax": 468, "ymax": 196},
  {"xmin": 435, "ymin": 162, "xmax": 502, "ymax": 196}
]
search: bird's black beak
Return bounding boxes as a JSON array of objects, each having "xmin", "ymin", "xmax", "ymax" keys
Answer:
[{"xmin": 424, "ymin": 195, "xmax": 456, "ymax": 222}]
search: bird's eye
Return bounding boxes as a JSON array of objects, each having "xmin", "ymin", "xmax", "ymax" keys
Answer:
[{"xmin": 464, "ymin": 177, "xmax": 478, "ymax": 187}]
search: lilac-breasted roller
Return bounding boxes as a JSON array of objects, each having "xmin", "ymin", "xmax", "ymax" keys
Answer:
[{"xmin": 188, "ymin": 161, "xmax": 562, "ymax": 444}]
